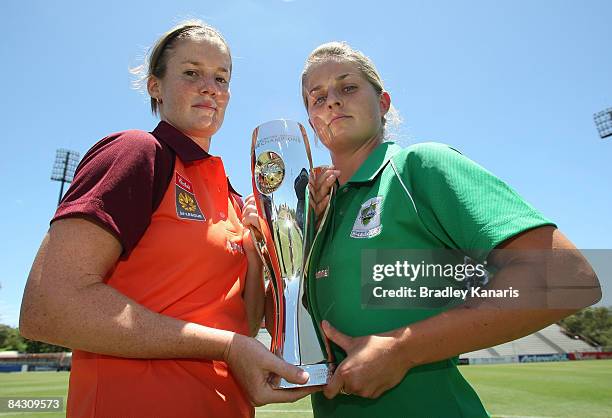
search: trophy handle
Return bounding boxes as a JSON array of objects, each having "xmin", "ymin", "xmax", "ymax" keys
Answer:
[
  {"xmin": 298, "ymin": 123, "xmax": 314, "ymax": 169},
  {"xmin": 248, "ymin": 227, "xmax": 275, "ymax": 341}
]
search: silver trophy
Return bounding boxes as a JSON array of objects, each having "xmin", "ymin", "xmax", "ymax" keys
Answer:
[{"xmin": 250, "ymin": 119, "xmax": 335, "ymax": 388}]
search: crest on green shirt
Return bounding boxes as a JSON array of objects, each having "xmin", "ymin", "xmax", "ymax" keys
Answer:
[
  {"xmin": 360, "ymin": 202, "xmax": 378, "ymax": 225},
  {"xmin": 351, "ymin": 196, "xmax": 383, "ymax": 238}
]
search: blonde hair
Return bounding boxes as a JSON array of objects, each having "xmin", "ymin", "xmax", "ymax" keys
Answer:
[
  {"xmin": 131, "ymin": 20, "xmax": 231, "ymax": 116},
  {"xmin": 301, "ymin": 41, "xmax": 401, "ymax": 140}
]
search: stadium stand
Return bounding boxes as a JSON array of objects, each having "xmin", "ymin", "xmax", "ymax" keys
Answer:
[
  {"xmin": 461, "ymin": 324, "xmax": 596, "ymax": 359},
  {"xmin": 538, "ymin": 324, "xmax": 595, "ymax": 352},
  {"xmin": 0, "ymin": 352, "xmax": 71, "ymax": 372}
]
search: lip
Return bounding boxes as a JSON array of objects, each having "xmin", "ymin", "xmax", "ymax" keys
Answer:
[
  {"xmin": 329, "ymin": 115, "xmax": 350, "ymax": 125},
  {"xmin": 192, "ymin": 102, "xmax": 217, "ymax": 111}
]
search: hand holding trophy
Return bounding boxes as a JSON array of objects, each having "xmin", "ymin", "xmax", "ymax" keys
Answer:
[{"xmin": 250, "ymin": 119, "xmax": 335, "ymax": 388}]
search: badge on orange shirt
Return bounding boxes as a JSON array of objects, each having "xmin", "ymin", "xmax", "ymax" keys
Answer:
[{"xmin": 175, "ymin": 172, "xmax": 205, "ymax": 221}]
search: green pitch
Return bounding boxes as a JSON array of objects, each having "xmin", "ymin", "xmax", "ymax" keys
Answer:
[{"xmin": 1, "ymin": 361, "xmax": 611, "ymax": 417}]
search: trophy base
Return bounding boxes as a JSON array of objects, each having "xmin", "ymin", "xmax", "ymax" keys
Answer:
[{"xmin": 277, "ymin": 363, "xmax": 335, "ymax": 389}]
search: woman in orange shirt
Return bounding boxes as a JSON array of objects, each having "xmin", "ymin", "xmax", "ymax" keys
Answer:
[{"xmin": 20, "ymin": 21, "xmax": 315, "ymax": 418}]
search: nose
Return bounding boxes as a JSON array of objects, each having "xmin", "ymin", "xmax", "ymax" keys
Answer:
[
  {"xmin": 199, "ymin": 75, "xmax": 218, "ymax": 96},
  {"xmin": 326, "ymin": 88, "xmax": 342, "ymax": 109}
]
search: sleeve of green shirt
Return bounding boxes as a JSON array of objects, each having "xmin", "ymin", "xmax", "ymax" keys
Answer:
[{"xmin": 398, "ymin": 142, "xmax": 555, "ymax": 261}]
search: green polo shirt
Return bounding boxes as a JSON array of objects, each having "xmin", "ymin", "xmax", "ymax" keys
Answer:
[{"xmin": 306, "ymin": 141, "xmax": 555, "ymax": 418}]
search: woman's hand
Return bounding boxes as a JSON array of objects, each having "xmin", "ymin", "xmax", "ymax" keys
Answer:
[
  {"xmin": 308, "ymin": 167, "xmax": 339, "ymax": 228},
  {"xmin": 225, "ymin": 333, "xmax": 321, "ymax": 406},
  {"xmin": 321, "ymin": 320, "xmax": 412, "ymax": 400}
]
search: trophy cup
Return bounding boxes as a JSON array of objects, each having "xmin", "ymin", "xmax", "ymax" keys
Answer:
[{"xmin": 250, "ymin": 119, "xmax": 335, "ymax": 388}]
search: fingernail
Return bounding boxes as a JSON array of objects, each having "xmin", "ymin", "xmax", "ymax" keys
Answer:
[{"xmin": 300, "ymin": 370, "xmax": 310, "ymax": 381}]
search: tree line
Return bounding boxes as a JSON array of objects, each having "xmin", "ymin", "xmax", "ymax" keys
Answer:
[
  {"xmin": 558, "ymin": 306, "xmax": 612, "ymax": 349},
  {"xmin": 0, "ymin": 324, "xmax": 68, "ymax": 353}
]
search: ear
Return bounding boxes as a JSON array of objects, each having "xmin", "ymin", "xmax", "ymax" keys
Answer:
[
  {"xmin": 379, "ymin": 91, "xmax": 391, "ymax": 116},
  {"xmin": 147, "ymin": 76, "xmax": 161, "ymax": 101}
]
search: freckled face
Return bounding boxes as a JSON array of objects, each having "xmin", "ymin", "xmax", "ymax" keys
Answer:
[
  {"xmin": 150, "ymin": 37, "xmax": 231, "ymax": 141},
  {"xmin": 304, "ymin": 59, "xmax": 387, "ymax": 151}
]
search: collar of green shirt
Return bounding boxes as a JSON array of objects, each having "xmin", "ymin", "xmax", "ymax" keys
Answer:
[{"xmin": 346, "ymin": 141, "xmax": 403, "ymax": 184}]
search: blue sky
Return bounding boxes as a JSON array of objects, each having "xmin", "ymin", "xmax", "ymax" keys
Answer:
[{"xmin": 1, "ymin": 0, "xmax": 611, "ymax": 327}]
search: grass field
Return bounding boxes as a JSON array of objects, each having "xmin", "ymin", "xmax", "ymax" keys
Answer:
[{"xmin": 1, "ymin": 360, "xmax": 611, "ymax": 417}]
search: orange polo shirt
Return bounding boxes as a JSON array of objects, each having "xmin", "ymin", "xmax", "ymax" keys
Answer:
[{"xmin": 53, "ymin": 122, "xmax": 253, "ymax": 418}]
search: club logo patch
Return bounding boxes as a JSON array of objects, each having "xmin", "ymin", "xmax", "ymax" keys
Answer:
[
  {"xmin": 175, "ymin": 172, "xmax": 205, "ymax": 221},
  {"xmin": 350, "ymin": 196, "xmax": 383, "ymax": 238}
]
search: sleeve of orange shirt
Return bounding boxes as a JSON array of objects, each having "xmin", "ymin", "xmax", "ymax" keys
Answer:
[{"xmin": 52, "ymin": 130, "xmax": 174, "ymax": 256}]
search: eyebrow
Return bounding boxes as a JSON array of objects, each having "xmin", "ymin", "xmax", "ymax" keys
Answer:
[
  {"xmin": 308, "ymin": 73, "xmax": 354, "ymax": 95},
  {"xmin": 181, "ymin": 60, "xmax": 229, "ymax": 73}
]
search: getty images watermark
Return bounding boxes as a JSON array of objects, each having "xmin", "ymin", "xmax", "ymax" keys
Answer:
[
  {"xmin": 360, "ymin": 249, "xmax": 605, "ymax": 310},
  {"xmin": 369, "ymin": 258, "xmax": 518, "ymax": 300}
]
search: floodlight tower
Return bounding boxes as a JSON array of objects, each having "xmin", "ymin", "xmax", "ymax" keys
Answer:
[
  {"xmin": 51, "ymin": 149, "xmax": 80, "ymax": 205},
  {"xmin": 594, "ymin": 108, "xmax": 612, "ymax": 139}
]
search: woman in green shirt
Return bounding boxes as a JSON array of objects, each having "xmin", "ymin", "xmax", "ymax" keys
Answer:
[{"xmin": 301, "ymin": 41, "xmax": 601, "ymax": 417}]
